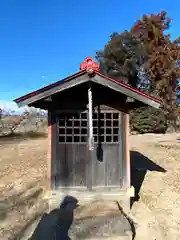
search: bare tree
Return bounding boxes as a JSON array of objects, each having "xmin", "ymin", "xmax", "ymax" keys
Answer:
[
  {"xmin": 26, "ymin": 107, "xmax": 46, "ymax": 131},
  {"xmin": 0, "ymin": 108, "xmax": 5, "ymax": 131},
  {"xmin": 0, "ymin": 106, "xmax": 47, "ymax": 137},
  {"xmin": 7, "ymin": 112, "xmax": 29, "ymax": 135}
]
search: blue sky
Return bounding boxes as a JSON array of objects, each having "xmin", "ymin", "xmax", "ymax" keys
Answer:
[{"xmin": 0, "ymin": 0, "xmax": 179, "ymax": 110}]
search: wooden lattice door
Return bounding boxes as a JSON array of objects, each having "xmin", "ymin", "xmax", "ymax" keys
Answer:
[
  {"xmin": 57, "ymin": 108, "xmax": 123, "ymax": 189},
  {"xmin": 57, "ymin": 111, "xmax": 88, "ymax": 188},
  {"xmin": 92, "ymin": 109, "xmax": 123, "ymax": 188}
]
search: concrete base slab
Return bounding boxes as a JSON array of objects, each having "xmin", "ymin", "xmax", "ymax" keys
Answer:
[
  {"xmin": 41, "ymin": 189, "xmax": 134, "ymax": 239},
  {"xmin": 44, "ymin": 187, "xmax": 133, "ymax": 212},
  {"xmin": 42, "ymin": 191, "xmax": 134, "ymax": 240},
  {"xmin": 68, "ymin": 205, "xmax": 132, "ymax": 239}
]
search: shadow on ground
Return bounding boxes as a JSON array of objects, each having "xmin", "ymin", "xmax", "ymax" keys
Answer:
[
  {"xmin": 29, "ymin": 195, "xmax": 134, "ymax": 240},
  {"xmin": 29, "ymin": 195, "xmax": 78, "ymax": 240},
  {"xmin": 130, "ymin": 150, "xmax": 166, "ymax": 207}
]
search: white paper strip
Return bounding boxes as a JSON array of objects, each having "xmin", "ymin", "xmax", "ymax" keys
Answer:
[{"xmin": 88, "ymin": 87, "xmax": 94, "ymax": 151}]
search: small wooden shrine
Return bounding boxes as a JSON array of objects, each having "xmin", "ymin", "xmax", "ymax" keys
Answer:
[{"xmin": 14, "ymin": 57, "xmax": 161, "ymax": 205}]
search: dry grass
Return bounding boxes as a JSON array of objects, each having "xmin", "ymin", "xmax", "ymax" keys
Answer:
[
  {"xmin": 0, "ymin": 137, "xmax": 48, "ymax": 240},
  {"xmin": 130, "ymin": 133, "xmax": 180, "ymax": 239},
  {"xmin": 0, "ymin": 133, "xmax": 179, "ymax": 239}
]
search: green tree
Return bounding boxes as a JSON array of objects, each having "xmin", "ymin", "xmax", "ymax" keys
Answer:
[
  {"xmin": 96, "ymin": 31, "xmax": 147, "ymax": 88},
  {"xmin": 96, "ymin": 11, "xmax": 180, "ymax": 132},
  {"xmin": 131, "ymin": 11, "xmax": 180, "ymax": 121}
]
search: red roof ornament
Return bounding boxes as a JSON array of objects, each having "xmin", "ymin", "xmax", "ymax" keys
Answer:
[{"xmin": 80, "ymin": 57, "xmax": 100, "ymax": 73}]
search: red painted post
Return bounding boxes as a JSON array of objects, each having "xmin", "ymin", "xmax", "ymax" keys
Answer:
[
  {"xmin": 47, "ymin": 111, "xmax": 52, "ymax": 191},
  {"xmin": 125, "ymin": 113, "xmax": 130, "ymax": 189}
]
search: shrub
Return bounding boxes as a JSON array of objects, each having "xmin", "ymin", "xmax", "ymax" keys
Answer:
[{"xmin": 130, "ymin": 106, "xmax": 168, "ymax": 134}]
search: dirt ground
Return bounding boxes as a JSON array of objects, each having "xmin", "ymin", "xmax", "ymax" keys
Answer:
[
  {"xmin": 0, "ymin": 133, "xmax": 180, "ymax": 239},
  {"xmin": 130, "ymin": 133, "xmax": 180, "ymax": 239}
]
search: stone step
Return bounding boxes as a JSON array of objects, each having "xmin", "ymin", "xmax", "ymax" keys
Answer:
[{"xmin": 44, "ymin": 191, "xmax": 131, "ymax": 213}]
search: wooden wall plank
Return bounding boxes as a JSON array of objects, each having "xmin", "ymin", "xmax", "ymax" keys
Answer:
[
  {"xmin": 105, "ymin": 145, "xmax": 122, "ymax": 186},
  {"xmin": 73, "ymin": 145, "xmax": 87, "ymax": 187},
  {"xmin": 92, "ymin": 144, "xmax": 106, "ymax": 186},
  {"xmin": 56, "ymin": 144, "xmax": 88, "ymax": 188},
  {"xmin": 56, "ymin": 144, "xmax": 73, "ymax": 187}
]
